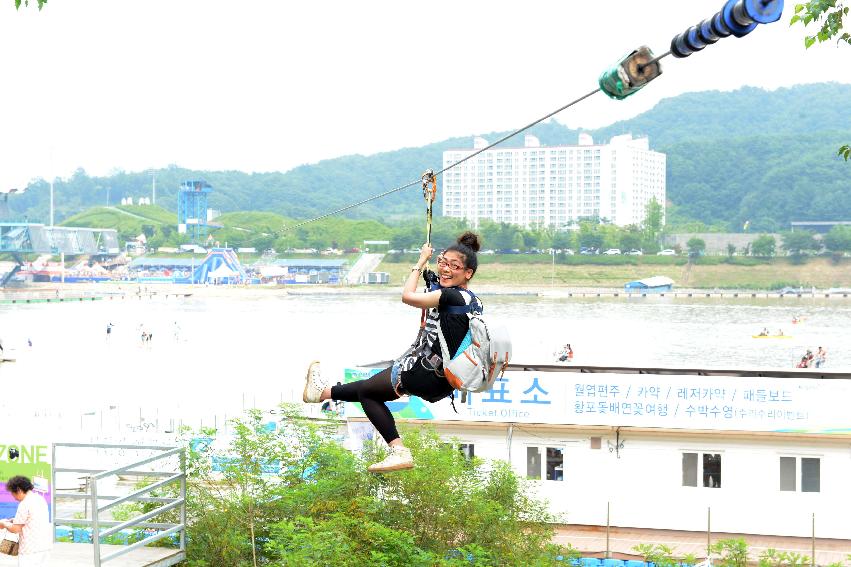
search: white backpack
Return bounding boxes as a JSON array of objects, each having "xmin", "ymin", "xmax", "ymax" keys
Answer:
[{"xmin": 435, "ymin": 290, "xmax": 512, "ymax": 398}]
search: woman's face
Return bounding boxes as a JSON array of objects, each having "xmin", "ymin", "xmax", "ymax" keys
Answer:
[
  {"xmin": 437, "ymin": 250, "xmax": 473, "ymax": 288},
  {"xmin": 11, "ymin": 489, "xmax": 25, "ymax": 502}
]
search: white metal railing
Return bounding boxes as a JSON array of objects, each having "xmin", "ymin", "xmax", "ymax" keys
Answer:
[{"xmin": 52, "ymin": 442, "xmax": 186, "ymax": 566}]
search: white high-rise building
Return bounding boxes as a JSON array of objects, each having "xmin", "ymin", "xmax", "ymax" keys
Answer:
[{"xmin": 441, "ymin": 133, "xmax": 666, "ymax": 228}]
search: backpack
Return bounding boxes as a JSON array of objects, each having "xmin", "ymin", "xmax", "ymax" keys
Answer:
[{"xmin": 435, "ymin": 290, "xmax": 512, "ymax": 398}]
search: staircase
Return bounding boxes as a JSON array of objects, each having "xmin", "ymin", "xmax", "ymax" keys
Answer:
[
  {"xmin": 0, "ymin": 263, "xmax": 20, "ymax": 287},
  {"xmin": 345, "ymin": 253, "xmax": 384, "ymax": 284}
]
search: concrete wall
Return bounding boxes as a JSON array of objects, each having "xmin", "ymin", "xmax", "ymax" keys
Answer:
[
  {"xmin": 431, "ymin": 423, "xmax": 850, "ymax": 539},
  {"xmin": 664, "ymin": 233, "xmax": 781, "ymax": 255}
]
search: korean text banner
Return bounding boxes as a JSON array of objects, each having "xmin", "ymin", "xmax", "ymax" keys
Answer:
[{"xmin": 343, "ymin": 368, "xmax": 851, "ymax": 434}]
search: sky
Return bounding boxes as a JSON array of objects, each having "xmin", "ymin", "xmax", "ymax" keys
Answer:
[{"xmin": 0, "ymin": 0, "xmax": 848, "ymax": 190}]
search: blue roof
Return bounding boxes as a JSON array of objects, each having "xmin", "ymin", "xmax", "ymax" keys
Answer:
[{"xmin": 625, "ymin": 276, "xmax": 674, "ymax": 289}]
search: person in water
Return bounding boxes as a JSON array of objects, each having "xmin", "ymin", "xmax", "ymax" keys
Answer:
[
  {"xmin": 556, "ymin": 344, "xmax": 573, "ymax": 362},
  {"xmin": 302, "ymin": 232, "xmax": 482, "ymax": 473},
  {"xmin": 815, "ymin": 346, "xmax": 827, "ymax": 368}
]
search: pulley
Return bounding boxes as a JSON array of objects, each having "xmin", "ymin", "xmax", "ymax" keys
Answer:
[
  {"xmin": 598, "ymin": 46, "xmax": 663, "ymax": 100},
  {"xmin": 671, "ymin": 0, "xmax": 783, "ymax": 57}
]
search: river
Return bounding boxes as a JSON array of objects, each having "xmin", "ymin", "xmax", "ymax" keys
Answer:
[{"xmin": 1, "ymin": 291, "xmax": 848, "ymax": 439}]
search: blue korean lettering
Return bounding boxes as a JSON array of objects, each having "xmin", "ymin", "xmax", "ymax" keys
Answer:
[
  {"xmin": 521, "ymin": 377, "xmax": 552, "ymax": 405},
  {"xmin": 483, "ymin": 378, "xmax": 512, "ymax": 403}
]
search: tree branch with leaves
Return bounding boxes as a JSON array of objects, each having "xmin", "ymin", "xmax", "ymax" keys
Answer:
[
  {"xmin": 14, "ymin": 0, "xmax": 47, "ymax": 9},
  {"xmin": 791, "ymin": 1, "xmax": 849, "ymax": 160}
]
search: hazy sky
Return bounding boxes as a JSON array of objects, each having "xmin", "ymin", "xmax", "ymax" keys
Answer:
[{"xmin": 1, "ymin": 0, "xmax": 848, "ymax": 189}]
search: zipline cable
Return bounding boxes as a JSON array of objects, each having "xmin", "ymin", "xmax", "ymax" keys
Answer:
[
  {"xmin": 251, "ymin": 86, "xmax": 601, "ymax": 242},
  {"xmin": 247, "ymin": 0, "xmax": 783, "ymax": 242},
  {"xmin": 432, "ymin": 87, "xmax": 601, "ymax": 179}
]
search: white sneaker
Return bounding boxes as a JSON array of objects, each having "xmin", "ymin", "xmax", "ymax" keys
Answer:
[
  {"xmin": 368, "ymin": 445, "xmax": 414, "ymax": 473},
  {"xmin": 302, "ymin": 361, "xmax": 326, "ymax": 403}
]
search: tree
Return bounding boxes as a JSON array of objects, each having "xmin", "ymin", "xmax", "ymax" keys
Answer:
[
  {"xmin": 726, "ymin": 243, "xmax": 736, "ymax": 258},
  {"xmin": 620, "ymin": 231, "xmax": 643, "ymax": 252},
  {"xmin": 390, "ymin": 225, "xmax": 421, "ymax": 252},
  {"xmin": 552, "ymin": 230, "xmax": 575, "ymax": 251},
  {"xmin": 790, "ymin": 1, "xmax": 849, "ymax": 159},
  {"xmin": 642, "ymin": 197, "xmax": 665, "ymax": 246},
  {"xmin": 578, "ymin": 222, "xmax": 604, "ymax": 251},
  {"xmin": 781, "ymin": 230, "xmax": 820, "ymax": 256},
  {"xmin": 686, "ymin": 237, "xmax": 706, "ymax": 257},
  {"xmin": 751, "ymin": 234, "xmax": 777, "ymax": 257},
  {"xmin": 822, "ymin": 225, "xmax": 851, "ymax": 254}
]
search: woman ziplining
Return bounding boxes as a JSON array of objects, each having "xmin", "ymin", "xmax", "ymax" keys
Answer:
[
  {"xmin": 292, "ymin": 0, "xmax": 784, "ymax": 474},
  {"xmin": 302, "ymin": 232, "xmax": 484, "ymax": 473}
]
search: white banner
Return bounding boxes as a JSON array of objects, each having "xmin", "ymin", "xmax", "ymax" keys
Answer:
[{"xmin": 343, "ymin": 368, "xmax": 851, "ymax": 434}]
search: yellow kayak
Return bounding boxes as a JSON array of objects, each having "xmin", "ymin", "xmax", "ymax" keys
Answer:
[{"xmin": 752, "ymin": 335, "xmax": 793, "ymax": 339}]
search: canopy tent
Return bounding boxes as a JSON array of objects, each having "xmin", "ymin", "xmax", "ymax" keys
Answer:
[{"xmin": 207, "ymin": 264, "xmax": 238, "ymax": 280}]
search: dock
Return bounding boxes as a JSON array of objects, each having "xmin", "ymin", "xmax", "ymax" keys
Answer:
[{"xmin": 539, "ymin": 289, "xmax": 851, "ymax": 299}]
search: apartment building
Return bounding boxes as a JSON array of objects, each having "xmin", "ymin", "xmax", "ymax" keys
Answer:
[{"xmin": 442, "ymin": 133, "xmax": 666, "ymax": 228}]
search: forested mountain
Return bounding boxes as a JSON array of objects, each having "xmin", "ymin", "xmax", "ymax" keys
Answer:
[{"xmin": 7, "ymin": 83, "xmax": 850, "ymax": 231}]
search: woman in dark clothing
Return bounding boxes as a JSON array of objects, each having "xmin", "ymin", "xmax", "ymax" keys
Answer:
[{"xmin": 303, "ymin": 231, "xmax": 481, "ymax": 472}]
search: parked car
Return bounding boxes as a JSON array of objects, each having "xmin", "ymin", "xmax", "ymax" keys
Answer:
[
  {"xmin": 562, "ymin": 249, "xmax": 575, "ymax": 255},
  {"xmin": 657, "ymin": 249, "xmax": 677, "ymax": 256},
  {"xmin": 626, "ymin": 249, "xmax": 643, "ymax": 256},
  {"xmin": 603, "ymin": 248, "xmax": 621, "ymax": 255}
]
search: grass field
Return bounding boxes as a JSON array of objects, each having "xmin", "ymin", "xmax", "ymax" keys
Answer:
[{"xmin": 377, "ymin": 256, "xmax": 851, "ymax": 290}]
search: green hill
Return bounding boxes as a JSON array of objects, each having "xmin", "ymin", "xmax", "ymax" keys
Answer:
[
  {"xmin": 61, "ymin": 205, "xmax": 178, "ymax": 244},
  {"xmin": 11, "ymin": 83, "xmax": 851, "ymax": 232}
]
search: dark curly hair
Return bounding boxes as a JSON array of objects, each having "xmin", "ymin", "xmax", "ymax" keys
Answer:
[
  {"xmin": 443, "ymin": 231, "xmax": 481, "ymax": 275},
  {"xmin": 5, "ymin": 475, "xmax": 34, "ymax": 494}
]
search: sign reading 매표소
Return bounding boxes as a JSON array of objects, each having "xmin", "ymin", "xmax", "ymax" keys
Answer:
[{"xmin": 343, "ymin": 368, "xmax": 851, "ymax": 434}]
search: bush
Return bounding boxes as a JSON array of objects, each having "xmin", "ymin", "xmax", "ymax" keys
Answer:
[
  {"xmin": 181, "ymin": 407, "xmax": 571, "ymax": 566},
  {"xmin": 711, "ymin": 538, "xmax": 749, "ymax": 567}
]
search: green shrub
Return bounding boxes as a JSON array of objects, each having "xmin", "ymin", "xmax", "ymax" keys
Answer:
[
  {"xmin": 181, "ymin": 407, "xmax": 570, "ymax": 566},
  {"xmin": 711, "ymin": 538, "xmax": 749, "ymax": 567}
]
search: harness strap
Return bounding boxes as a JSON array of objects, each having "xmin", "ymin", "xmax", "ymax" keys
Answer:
[{"xmin": 420, "ymin": 169, "xmax": 438, "ymax": 328}]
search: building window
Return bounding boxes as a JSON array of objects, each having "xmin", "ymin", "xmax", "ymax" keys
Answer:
[
  {"xmin": 683, "ymin": 452, "xmax": 721, "ymax": 488},
  {"xmin": 780, "ymin": 456, "xmax": 820, "ymax": 492},
  {"xmin": 527, "ymin": 446, "xmax": 564, "ymax": 481}
]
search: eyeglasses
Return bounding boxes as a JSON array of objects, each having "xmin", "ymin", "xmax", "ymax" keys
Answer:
[{"xmin": 436, "ymin": 257, "xmax": 465, "ymax": 271}]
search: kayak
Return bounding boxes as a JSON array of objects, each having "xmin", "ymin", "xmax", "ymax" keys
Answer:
[{"xmin": 752, "ymin": 335, "xmax": 793, "ymax": 339}]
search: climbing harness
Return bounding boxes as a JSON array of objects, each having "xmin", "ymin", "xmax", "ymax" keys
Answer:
[{"xmin": 247, "ymin": 0, "xmax": 784, "ymax": 241}]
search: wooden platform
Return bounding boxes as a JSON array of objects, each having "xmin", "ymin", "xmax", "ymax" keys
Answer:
[{"xmin": 0, "ymin": 543, "xmax": 184, "ymax": 566}]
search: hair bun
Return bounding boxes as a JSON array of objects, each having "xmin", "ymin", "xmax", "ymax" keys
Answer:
[{"xmin": 457, "ymin": 231, "xmax": 481, "ymax": 252}]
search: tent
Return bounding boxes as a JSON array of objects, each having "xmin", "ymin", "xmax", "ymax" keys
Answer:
[{"xmin": 207, "ymin": 264, "xmax": 238, "ymax": 283}]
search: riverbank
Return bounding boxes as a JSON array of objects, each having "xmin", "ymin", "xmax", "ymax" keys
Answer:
[
  {"xmin": 379, "ymin": 256, "xmax": 851, "ymax": 290},
  {"xmin": 3, "ymin": 257, "xmax": 850, "ymax": 297}
]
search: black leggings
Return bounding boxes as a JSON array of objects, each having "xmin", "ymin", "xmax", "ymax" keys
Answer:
[{"xmin": 331, "ymin": 367, "xmax": 401, "ymax": 444}]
